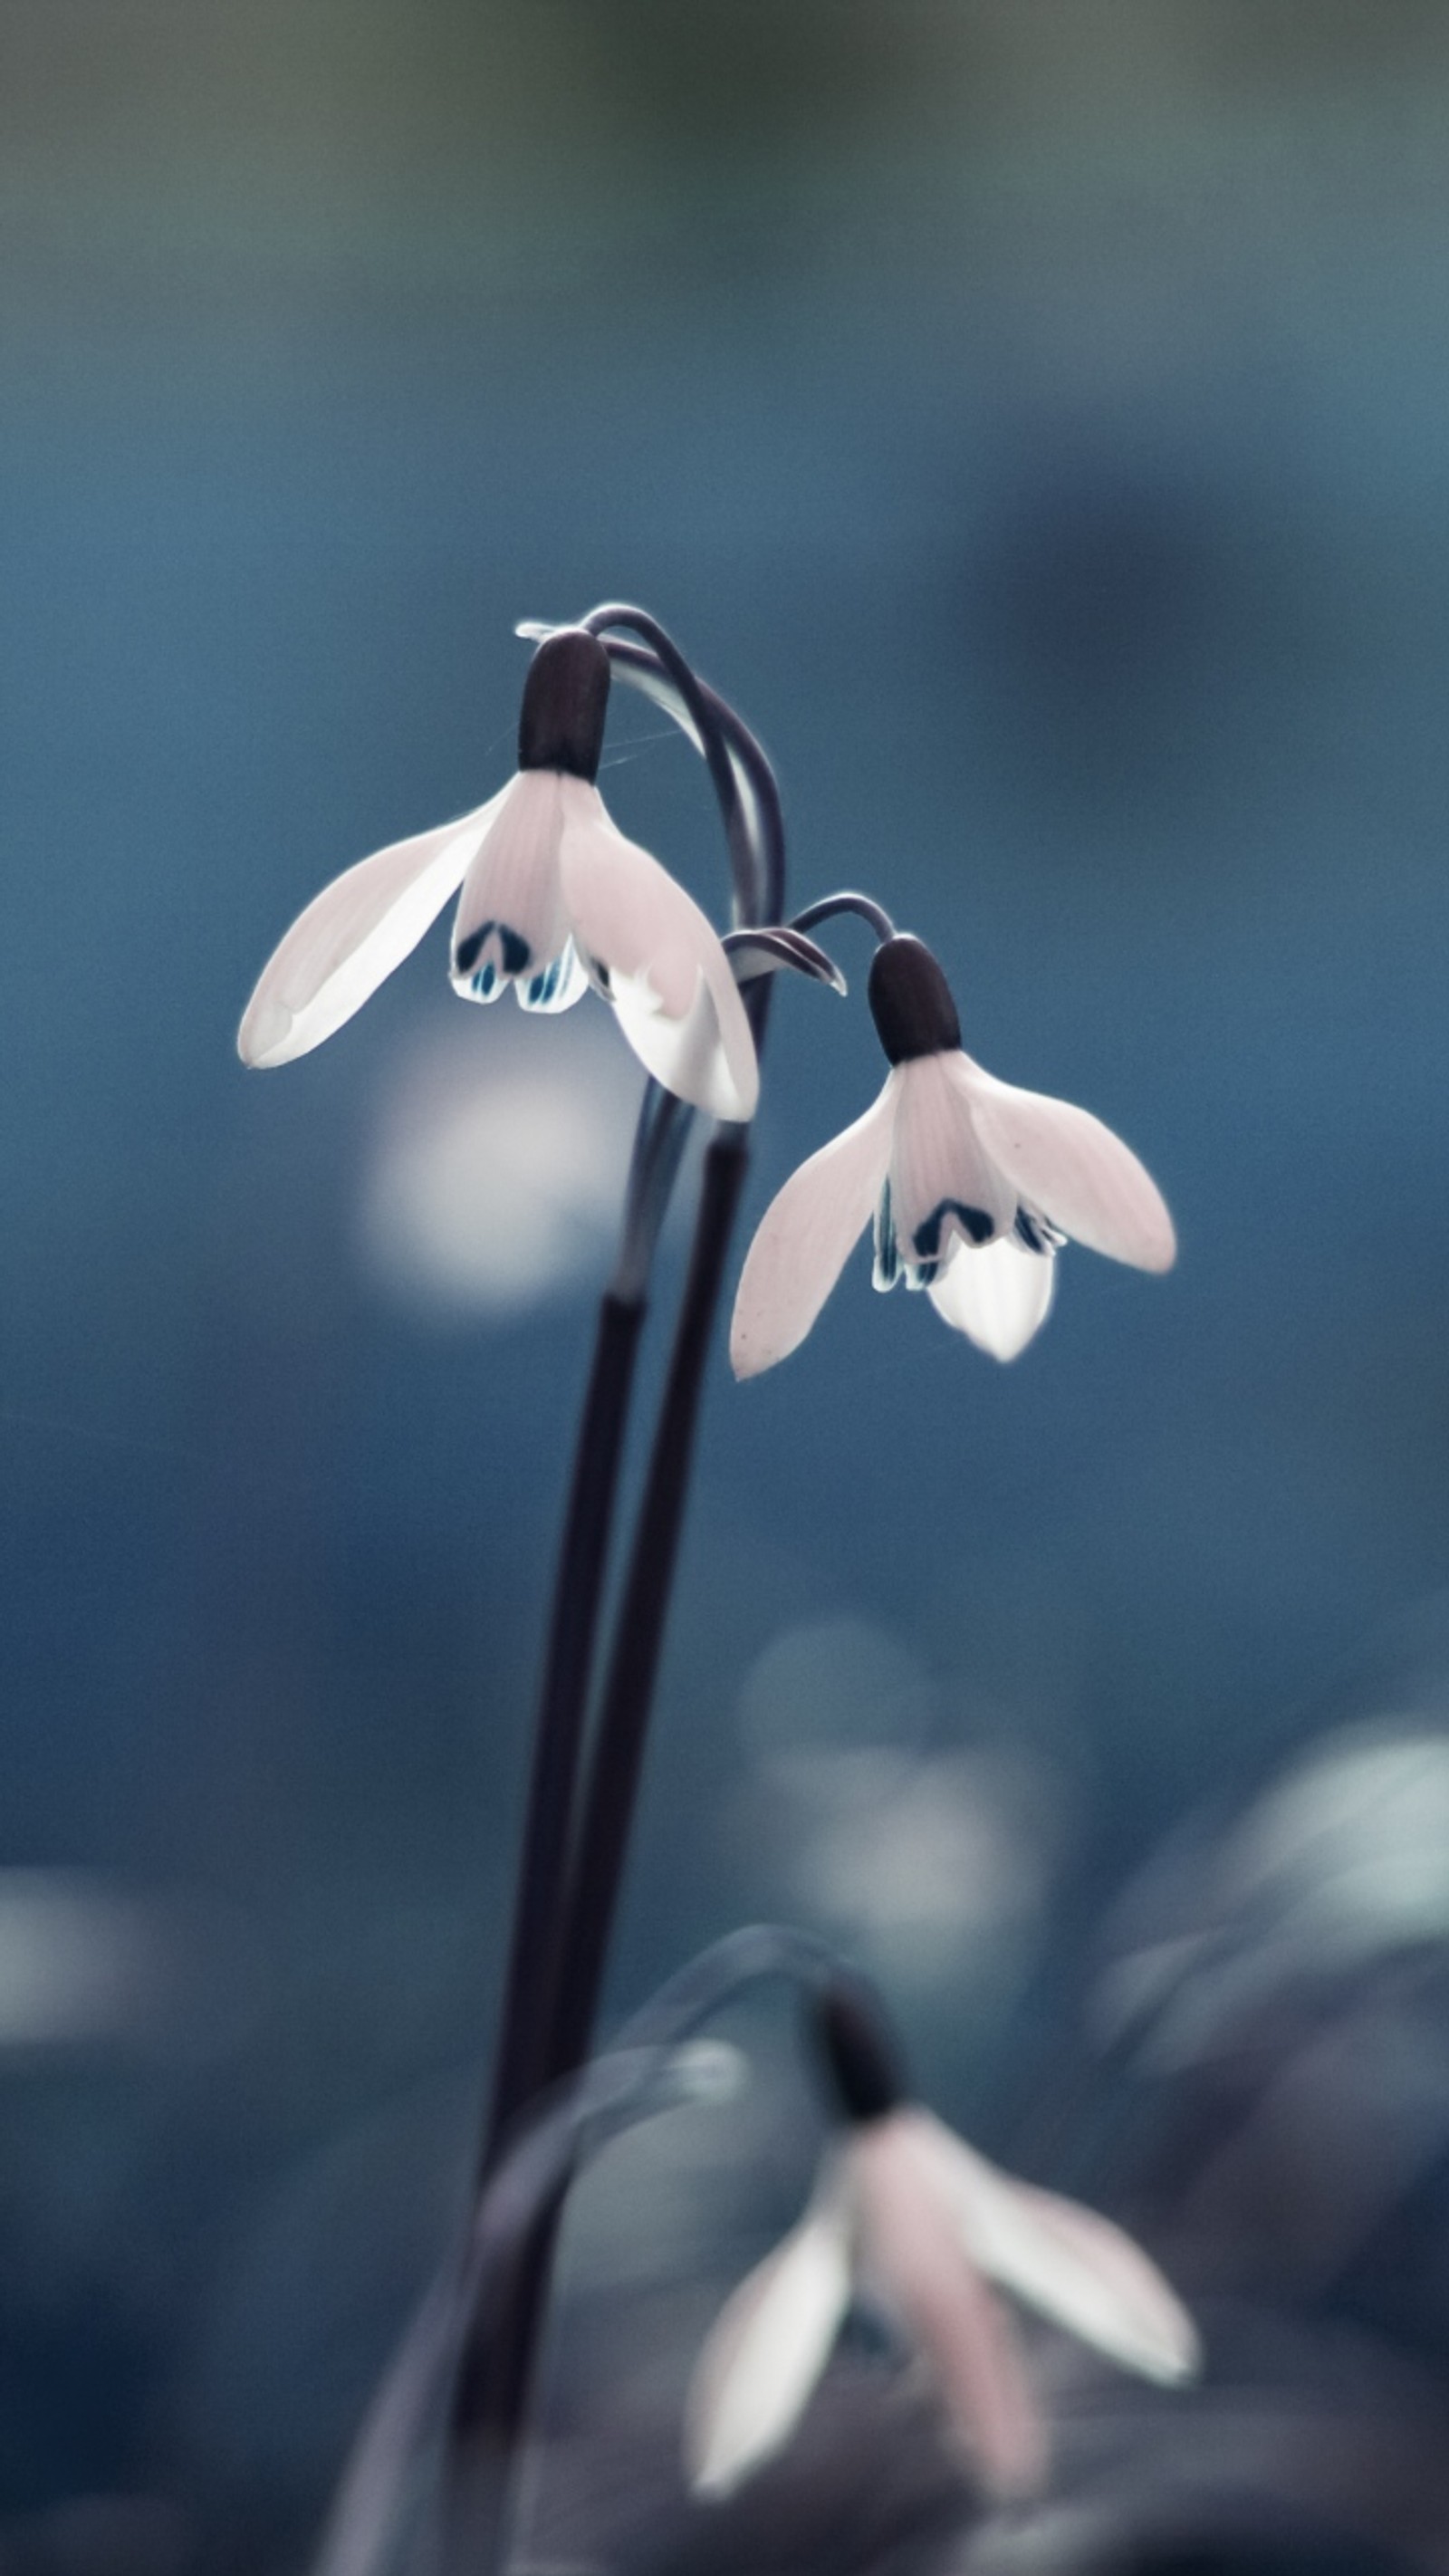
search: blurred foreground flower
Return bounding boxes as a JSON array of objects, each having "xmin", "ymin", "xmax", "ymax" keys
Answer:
[
  {"xmin": 731, "ymin": 934, "xmax": 1173, "ymax": 1370},
  {"xmin": 238, "ymin": 628, "xmax": 758, "ymax": 1119},
  {"xmin": 686, "ymin": 1985, "xmax": 1198, "ymax": 2502}
]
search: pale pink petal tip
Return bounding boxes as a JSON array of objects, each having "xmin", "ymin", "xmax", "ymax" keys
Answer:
[
  {"xmin": 991, "ymin": 2179, "xmax": 1201, "ymax": 2386},
  {"xmin": 851, "ymin": 2117, "xmax": 1049, "ymax": 2503}
]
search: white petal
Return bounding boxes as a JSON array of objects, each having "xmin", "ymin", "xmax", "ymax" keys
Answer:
[
  {"xmin": 513, "ymin": 937, "xmax": 590, "ymax": 1014},
  {"xmin": 908, "ymin": 2110, "xmax": 1201, "ymax": 2387},
  {"xmin": 959, "ymin": 1061, "xmax": 1176, "ymax": 1273},
  {"xmin": 729, "ymin": 1080, "xmax": 898, "ymax": 1379},
  {"xmin": 927, "ymin": 1237, "xmax": 1056, "ymax": 1361},
  {"xmin": 684, "ymin": 2173, "xmax": 854, "ymax": 2499},
  {"xmin": 888, "ymin": 1056, "xmax": 1017, "ymax": 1275},
  {"xmin": 557, "ymin": 781, "xmax": 759, "ymax": 1120},
  {"xmin": 449, "ymin": 773, "xmax": 574, "ymax": 1004},
  {"xmin": 238, "ymin": 798, "xmax": 502, "ymax": 1068},
  {"xmin": 601, "ymin": 964, "xmax": 739, "ymax": 1120},
  {"xmin": 852, "ymin": 2119, "xmax": 1047, "ymax": 2501}
]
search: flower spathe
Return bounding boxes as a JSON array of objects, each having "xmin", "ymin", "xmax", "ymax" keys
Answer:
[
  {"xmin": 729, "ymin": 933, "xmax": 1174, "ymax": 1373},
  {"xmin": 237, "ymin": 630, "xmax": 759, "ymax": 1122},
  {"xmin": 686, "ymin": 1989, "xmax": 1199, "ymax": 2504}
]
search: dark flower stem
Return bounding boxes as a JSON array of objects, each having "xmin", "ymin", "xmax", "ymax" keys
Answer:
[
  {"xmin": 478, "ymin": 610, "xmax": 774, "ymax": 2178},
  {"xmin": 581, "ymin": 606, "xmax": 766, "ymax": 921},
  {"xmin": 477, "ymin": 1285, "xmax": 645, "ymax": 2173},
  {"xmin": 480, "ymin": 1081, "xmax": 693, "ymax": 2174},
  {"xmin": 464, "ymin": 1127, "xmax": 754, "ymax": 2359},
  {"xmin": 446, "ymin": 626, "xmax": 784, "ymax": 2568},
  {"xmin": 446, "ymin": 1095, "xmax": 768, "ymax": 2575},
  {"xmin": 415, "ymin": 1934, "xmax": 851, "ymax": 2576},
  {"xmin": 543, "ymin": 1126, "xmax": 753, "ymax": 2086},
  {"xmin": 536, "ymin": 614, "xmax": 782, "ymax": 2090}
]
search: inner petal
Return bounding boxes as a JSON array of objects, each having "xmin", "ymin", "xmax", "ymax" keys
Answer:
[
  {"xmin": 888, "ymin": 1056, "xmax": 1016, "ymax": 1284},
  {"xmin": 449, "ymin": 772, "xmax": 572, "ymax": 1002},
  {"xmin": 517, "ymin": 937, "xmax": 589, "ymax": 1014},
  {"xmin": 928, "ymin": 1237, "xmax": 1057, "ymax": 1362}
]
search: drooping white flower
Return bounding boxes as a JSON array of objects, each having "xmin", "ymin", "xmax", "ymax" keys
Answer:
[
  {"xmin": 731, "ymin": 933, "xmax": 1174, "ymax": 1372},
  {"xmin": 237, "ymin": 629, "xmax": 759, "ymax": 1121},
  {"xmin": 686, "ymin": 1986, "xmax": 1199, "ymax": 2504}
]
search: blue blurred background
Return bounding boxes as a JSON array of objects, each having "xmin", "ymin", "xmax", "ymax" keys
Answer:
[{"xmin": 5, "ymin": 5, "xmax": 1449, "ymax": 2568}]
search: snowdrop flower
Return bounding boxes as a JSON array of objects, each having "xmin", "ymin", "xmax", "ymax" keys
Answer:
[
  {"xmin": 731, "ymin": 931, "xmax": 1174, "ymax": 1370},
  {"xmin": 686, "ymin": 1985, "xmax": 1199, "ymax": 2504},
  {"xmin": 238, "ymin": 629, "xmax": 759, "ymax": 1120}
]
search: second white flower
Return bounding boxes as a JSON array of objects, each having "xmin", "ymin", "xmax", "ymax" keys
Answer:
[{"xmin": 731, "ymin": 933, "xmax": 1174, "ymax": 1372}]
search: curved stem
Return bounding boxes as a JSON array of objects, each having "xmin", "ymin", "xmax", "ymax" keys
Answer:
[
  {"xmin": 791, "ymin": 888, "xmax": 897, "ymax": 944},
  {"xmin": 614, "ymin": 1920, "xmax": 847, "ymax": 2048},
  {"xmin": 582, "ymin": 606, "xmax": 751, "ymax": 908},
  {"xmin": 527, "ymin": 610, "xmax": 785, "ymax": 935},
  {"xmin": 698, "ymin": 681, "xmax": 784, "ymax": 926},
  {"xmin": 581, "ymin": 608, "xmax": 783, "ymax": 930}
]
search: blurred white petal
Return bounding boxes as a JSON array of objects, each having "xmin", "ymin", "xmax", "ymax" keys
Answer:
[
  {"xmin": 730, "ymin": 1080, "xmax": 897, "ymax": 1378},
  {"xmin": 685, "ymin": 2172, "xmax": 854, "ymax": 2498},
  {"xmin": 854, "ymin": 2117, "xmax": 1047, "ymax": 2497},
  {"xmin": 927, "ymin": 1236, "xmax": 1057, "ymax": 1360},
  {"xmin": 909, "ymin": 2110, "xmax": 1200, "ymax": 2385},
  {"xmin": 1229, "ymin": 1725, "xmax": 1449, "ymax": 1956},
  {"xmin": 960, "ymin": 1060, "xmax": 1176, "ymax": 1273},
  {"xmin": 238, "ymin": 802, "xmax": 496, "ymax": 1068}
]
